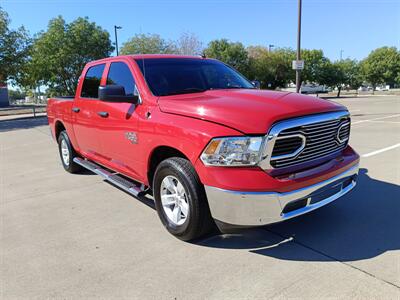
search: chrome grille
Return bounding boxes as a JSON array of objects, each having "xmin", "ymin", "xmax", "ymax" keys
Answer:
[
  {"xmin": 271, "ymin": 135, "xmax": 305, "ymax": 157},
  {"xmin": 337, "ymin": 122, "xmax": 350, "ymax": 143},
  {"xmin": 260, "ymin": 111, "xmax": 351, "ymax": 169}
]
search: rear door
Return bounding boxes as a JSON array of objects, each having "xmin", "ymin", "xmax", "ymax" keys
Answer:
[
  {"xmin": 72, "ymin": 63, "xmax": 105, "ymax": 159},
  {"xmin": 95, "ymin": 60, "xmax": 142, "ymax": 179}
]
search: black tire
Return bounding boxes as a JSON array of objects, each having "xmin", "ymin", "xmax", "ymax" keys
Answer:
[
  {"xmin": 58, "ymin": 130, "xmax": 82, "ymax": 173},
  {"xmin": 153, "ymin": 157, "xmax": 214, "ymax": 241}
]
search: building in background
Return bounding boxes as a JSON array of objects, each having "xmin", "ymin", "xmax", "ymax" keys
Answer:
[{"xmin": 0, "ymin": 83, "xmax": 9, "ymax": 107}]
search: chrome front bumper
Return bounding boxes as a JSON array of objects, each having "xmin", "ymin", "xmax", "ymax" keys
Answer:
[{"xmin": 205, "ymin": 164, "xmax": 359, "ymax": 226}]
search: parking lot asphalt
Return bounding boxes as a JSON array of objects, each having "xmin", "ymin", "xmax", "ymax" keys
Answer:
[{"xmin": 1, "ymin": 95, "xmax": 399, "ymax": 299}]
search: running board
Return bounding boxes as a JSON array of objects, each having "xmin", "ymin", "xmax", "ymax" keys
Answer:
[{"xmin": 73, "ymin": 157, "xmax": 146, "ymax": 197}]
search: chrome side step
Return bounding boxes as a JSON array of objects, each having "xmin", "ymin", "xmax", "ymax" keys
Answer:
[{"xmin": 73, "ymin": 157, "xmax": 146, "ymax": 197}]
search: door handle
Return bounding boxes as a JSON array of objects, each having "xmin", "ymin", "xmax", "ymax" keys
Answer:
[
  {"xmin": 97, "ymin": 111, "xmax": 109, "ymax": 118},
  {"xmin": 72, "ymin": 107, "xmax": 80, "ymax": 113}
]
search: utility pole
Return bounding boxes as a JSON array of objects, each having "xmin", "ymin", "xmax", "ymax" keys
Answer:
[
  {"xmin": 295, "ymin": 0, "xmax": 302, "ymax": 93},
  {"xmin": 268, "ymin": 44, "xmax": 274, "ymax": 52},
  {"xmin": 340, "ymin": 49, "xmax": 344, "ymax": 60},
  {"xmin": 114, "ymin": 25, "xmax": 122, "ymax": 56}
]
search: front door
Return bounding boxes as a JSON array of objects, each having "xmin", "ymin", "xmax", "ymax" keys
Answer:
[
  {"xmin": 72, "ymin": 63, "xmax": 105, "ymax": 160},
  {"xmin": 95, "ymin": 61, "xmax": 142, "ymax": 180}
]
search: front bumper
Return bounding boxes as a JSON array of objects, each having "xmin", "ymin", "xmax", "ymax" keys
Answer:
[{"xmin": 205, "ymin": 163, "xmax": 359, "ymax": 226}]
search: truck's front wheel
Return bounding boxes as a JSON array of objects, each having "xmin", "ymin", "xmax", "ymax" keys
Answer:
[
  {"xmin": 153, "ymin": 157, "xmax": 214, "ymax": 241},
  {"xmin": 58, "ymin": 130, "xmax": 82, "ymax": 174}
]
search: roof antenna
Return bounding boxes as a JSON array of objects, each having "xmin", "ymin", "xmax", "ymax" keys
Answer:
[
  {"xmin": 139, "ymin": 27, "xmax": 146, "ymax": 81},
  {"xmin": 142, "ymin": 50, "xmax": 146, "ymax": 81}
]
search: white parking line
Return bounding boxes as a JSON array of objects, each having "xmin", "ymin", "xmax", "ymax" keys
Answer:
[
  {"xmin": 368, "ymin": 120, "xmax": 400, "ymax": 124},
  {"xmin": 362, "ymin": 143, "xmax": 400, "ymax": 158},
  {"xmin": 352, "ymin": 114, "xmax": 400, "ymax": 125}
]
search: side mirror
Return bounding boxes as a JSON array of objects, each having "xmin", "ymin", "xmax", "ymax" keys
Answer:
[
  {"xmin": 98, "ymin": 85, "xmax": 139, "ymax": 104},
  {"xmin": 251, "ymin": 80, "xmax": 261, "ymax": 89}
]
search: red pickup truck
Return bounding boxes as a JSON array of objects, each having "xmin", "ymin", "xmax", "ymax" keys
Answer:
[{"xmin": 47, "ymin": 54, "xmax": 359, "ymax": 241}]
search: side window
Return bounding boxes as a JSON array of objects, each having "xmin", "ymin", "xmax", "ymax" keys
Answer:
[
  {"xmin": 81, "ymin": 64, "xmax": 105, "ymax": 98},
  {"xmin": 106, "ymin": 62, "xmax": 136, "ymax": 96}
]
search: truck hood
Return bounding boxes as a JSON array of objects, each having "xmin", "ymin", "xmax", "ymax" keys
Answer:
[{"xmin": 158, "ymin": 89, "xmax": 346, "ymax": 134}]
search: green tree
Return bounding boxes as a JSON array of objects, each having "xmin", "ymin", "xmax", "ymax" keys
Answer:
[
  {"xmin": 28, "ymin": 16, "xmax": 113, "ymax": 95},
  {"xmin": 310, "ymin": 58, "xmax": 362, "ymax": 97},
  {"xmin": 248, "ymin": 47, "xmax": 295, "ymax": 89},
  {"xmin": 335, "ymin": 59, "xmax": 362, "ymax": 95},
  {"xmin": 318, "ymin": 61, "xmax": 343, "ymax": 96},
  {"xmin": 301, "ymin": 49, "xmax": 330, "ymax": 84},
  {"xmin": 204, "ymin": 39, "xmax": 249, "ymax": 76},
  {"xmin": 361, "ymin": 46, "xmax": 400, "ymax": 90},
  {"xmin": 0, "ymin": 7, "xmax": 31, "ymax": 85},
  {"xmin": 176, "ymin": 32, "xmax": 203, "ymax": 55},
  {"xmin": 120, "ymin": 33, "xmax": 177, "ymax": 55}
]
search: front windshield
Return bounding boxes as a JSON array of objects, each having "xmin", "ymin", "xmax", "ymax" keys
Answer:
[{"xmin": 135, "ymin": 58, "xmax": 255, "ymax": 96}]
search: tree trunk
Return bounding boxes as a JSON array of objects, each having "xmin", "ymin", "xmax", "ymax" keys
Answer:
[
  {"xmin": 33, "ymin": 88, "xmax": 37, "ymax": 104},
  {"xmin": 37, "ymin": 86, "xmax": 41, "ymax": 104},
  {"xmin": 337, "ymin": 86, "xmax": 342, "ymax": 98}
]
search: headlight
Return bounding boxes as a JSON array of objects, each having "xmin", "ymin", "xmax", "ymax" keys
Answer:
[{"xmin": 200, "ymin": 136, "xmax": 264, "ymax": 166}]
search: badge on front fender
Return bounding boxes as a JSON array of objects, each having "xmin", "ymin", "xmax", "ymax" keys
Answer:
[{"xmin": 125, "ymin": 132, "xmax": 138, "ymax": 144}]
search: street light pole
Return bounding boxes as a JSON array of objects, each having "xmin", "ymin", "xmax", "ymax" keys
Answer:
[
  {"xmin": 114, "ymin": 25, "xmax": 122, "ymax": 56},
  {"xmin": 268, "ymin": 44, "xmax": 274, "ymax": 52},
  {"xmin": 295, "ymin": 0, "xmax": 302, "ymax": 93}
]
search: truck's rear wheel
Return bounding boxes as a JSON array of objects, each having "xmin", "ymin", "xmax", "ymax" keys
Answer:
[
  {"xmin": 153, "ymin": 157, "xmax": 214, "ymax": 241},
  {"xmin": 58, "ymin": 130, "xmax": 82, "ymax": 173}
]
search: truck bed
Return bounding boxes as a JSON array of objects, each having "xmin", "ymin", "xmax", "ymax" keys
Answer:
[
  {"xmin": 47, "ymin": 97, "xmax": 75, "ymax": 138},
  {"xmin": 50, "ymin": 96, "xmax": 75, "ymax": 101}
]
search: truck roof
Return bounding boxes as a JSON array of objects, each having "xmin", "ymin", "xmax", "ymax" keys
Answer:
[
  {"xmin": 130, "ymin": 54, "xmax": 204, "ymax": 60},
  {"xmin": 88, "ymin": 54, "xmax": 205, "ymax": 65}
]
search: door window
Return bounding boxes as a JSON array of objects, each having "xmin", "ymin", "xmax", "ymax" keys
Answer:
[
  {"xmin": 106, "ymin": 62, "xmax": 136, "ymax": 96},
  {"xmin": 81, "ymin": 64, "xmax": 106, "ymax": 98}
]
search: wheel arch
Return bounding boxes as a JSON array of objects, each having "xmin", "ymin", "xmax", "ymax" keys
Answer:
[
  {"xmin": 54, "ymin": 120, "xmax": 66, "ymax": 142},
  {"xmin": 147, "ymin": 145, "xmax": 190, "ymax": 188}
]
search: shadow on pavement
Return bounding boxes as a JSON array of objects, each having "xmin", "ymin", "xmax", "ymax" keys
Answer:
[
  {"xmin": 198, "ymin": 168, "xmax": 400, "ymax": 262},
  {"xmin": 105, "ymin": 181, "xmax": 156, "ymax": 210},
  {"xmin": 0, "ymin": 117, "xmax": 48, "ymax": 132}
]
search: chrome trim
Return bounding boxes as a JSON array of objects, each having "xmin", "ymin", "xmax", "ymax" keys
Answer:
[
  {"xmin": 337, "ymin": 121, "xmax": 350, "ymax": 143},
  {"xmin": 73, "ymin": 157, "xmax": 145, "ymax": 196},
  {"xmin": 270, "ymin": 133, "xmax": 306, "ymax": 160},
  {"xmin": 259, "ymin": 110, "xmax": 350, "ymax": 170},
  {"xmin": 135, "ymin": 85, "xmax": 143, "ymax": 105},
  {"xmin": 205, "ymin": 163, "xmax": 359, "ymax": 226}
]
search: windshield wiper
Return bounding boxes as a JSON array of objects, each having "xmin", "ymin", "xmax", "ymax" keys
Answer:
[
  {"xmin": 210, "ymin": 85, "xmax": 255, "ymax": 90},
  {"xmin": 161, "ymin": 87, "xmax": 207, "ymax": 96},
  {"xmin": 224, "ymin": 85, "xmax": 255, "ymax": 89}
]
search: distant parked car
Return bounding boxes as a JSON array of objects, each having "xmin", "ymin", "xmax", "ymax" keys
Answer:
[
  {"xmin": 376, "ymin": 85, "xmax": 390, "ymax": 91},
  {"xmin": 358, "ymin": 85, "xmax": 373, "ymax": 92},
  {"xmin": 301, "ymin": 84, "xmax": 329, "ymax": 94}
]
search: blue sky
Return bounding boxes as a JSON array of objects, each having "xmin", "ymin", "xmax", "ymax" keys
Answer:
[{"xmin": 2, "ymin": 0, "xmax": 400, "ymax": 61}]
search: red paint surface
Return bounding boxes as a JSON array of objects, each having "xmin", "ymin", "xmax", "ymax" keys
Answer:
[{"xmin": 47, "ymin": 55, "xmax": 358, "ymax": 191}]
